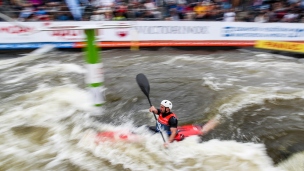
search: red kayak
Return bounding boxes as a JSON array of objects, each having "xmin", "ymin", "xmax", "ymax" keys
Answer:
[{"xmin": 95, "ymin": 124, "xmax": 203, "ymax": 144}]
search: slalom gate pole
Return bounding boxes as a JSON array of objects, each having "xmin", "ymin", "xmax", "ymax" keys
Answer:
[{"xmin": 84, "ymin": 29, "xmax": 105, "ymax": 106}]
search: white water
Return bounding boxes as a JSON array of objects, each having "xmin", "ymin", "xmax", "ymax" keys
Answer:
[
  {"xmin": 0, "ymin": 49, "xmax": 303, "ymax": 171},
  {"xmin": 0, "ymin": 83, "xmax": 284, "ymax": 171}
]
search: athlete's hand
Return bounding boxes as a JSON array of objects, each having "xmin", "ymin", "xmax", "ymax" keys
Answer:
[
  {"xmin": 149, "ymin": 106, "xmax": 157, "ymax": 113},
  {"xmin": 164, "ymin": 142, "xmax": 169, "ymax": 148}
]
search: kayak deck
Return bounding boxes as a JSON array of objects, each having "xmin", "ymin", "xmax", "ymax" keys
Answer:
[{"xmin": 95, "ymin": 124, "xmax": 203, "ymax": 143}]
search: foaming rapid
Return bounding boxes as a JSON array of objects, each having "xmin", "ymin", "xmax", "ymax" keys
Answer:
[
  {"xmin": 277, "ymin": 151, "xmax": 304, "ymax": 171},
  {"xmin": 0, "ymin": 83, "xmax": 283, "ymax": 171},
  {"xmin": 216, "ymin": 86, "xmax": 304, "ymax": 117},
  {"xmin": 0, "ymin": 48, "xmax": 303, "ymax": 171},
  {"xmin": 0, "ymin": 85, "xmax": 96, "ymax": 170},
  {"xmin": 80, "ymin": 132, "xmax": 282, "ymax": 171}
]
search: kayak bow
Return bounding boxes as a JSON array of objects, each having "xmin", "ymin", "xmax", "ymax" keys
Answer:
[{"xmin": 95, "ymin": 124, "xmax": 203, "ymax": 144}]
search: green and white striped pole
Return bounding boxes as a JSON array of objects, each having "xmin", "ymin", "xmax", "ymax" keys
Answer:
[
  {"xmin": 40, "ymin": 23, "xmax": 131, "ymax": 107},
  {"xmin": 84, "ymin": 29, "xmax": 105, "ymax": 106}
]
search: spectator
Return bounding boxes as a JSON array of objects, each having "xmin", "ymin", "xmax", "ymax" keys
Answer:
[
  {"xmin": 114, "ymin": 1, "xmax": 128, "ymax": 17},
  {"xmin": 34, "ymin": 5, "xmax": 51, "ymax": 21},
  {"xmin": 205, "ymin": 2, "xmax": 215, "ymax": 19},
  {"xmin": 287, "ymin": 0, "xmax": 299, "ymax": 5},
  {"xmin": 221, "ymin": 0, "xmax": 231, "ymax": 10},
  {"xmin": 90, "ymin": 7, "xmax": 105, "ymax": 20},
  {"xmin": 0, "ymin": 0, "xmax": 302, "ymax": 22},
  {"xmin": 144, "ymin": 0, "xmax": 161, "ymax": 19},
  {"xmin": 0, "ymin": 0, "xmax": 4, "ymax": 13},
  {"xmin": 301, "ymin": 0, "xmax": 304, "ymax": 9},
  {"xmin": 252, "ymin": 0, "xmax": 263, "ymax": 10},
  {"xmin": 183, "ymin": 2, "xmax": 196, "ymax": 20},
  {"xmin": 176, "ymin": 3, "xmax": 186, "ymax": 19},
  {"xmin": 81, "ymin": 2, "xmax": 94, "ymax": 20},
  {"xmin": 207, "ymin": 3, "xmax": 223, "ymax": 21},
  {"xmin": 29, "ymin": 0, "xmax": 43, "ymax": 7},
  {"xmin": 65, "ymin": 0, "xmax": 83, "ymax": 20},
  {"xmin": 54, "ymin": 6, "xmax": 73, "ymax": 20},
  {"xmin": 243, "ymin": 12, "xmax": 255, "ymax": 22},
  {"xmin": 164, "ymin": 0, "xmax": 177, "ymax": 17},
  {"xmin": 300, "ymin": 16, "xmax": 304, "ymax": 22},
  {"xmin": 17, "ymin": 1, "xmax": 34, "ymax": 21},
  {"xmin": 128, "ymin": 2, "xmax": 145, "ymax": 18},
  {"xmin": 45, "ymin": 0, "xmax": 62, "ymax": 12},
  {"xmin": 165, "ymin": 8, "xmax": 180, "ymax": 20},
  {"xmin": 103, "ymin": 9, "xmax": 113, "ymax": 20},
  {"xmin": 142, "ymin": 8, "xmax": 155, "ymax": 19},
  {"xmin": 100, "ymin": 0, "xmax": 115, "ymax": 7},
  {"xmin": 1, "ymin": 0, "xmax": 16, "ymax": 20},
  {"xmin": 113, "ymin": 10, "xmax": 126, "ymax": 20},
  {"xmin": 6, "ymin": 0, "xmax": 30, "ymax": 20},
  {"xmin": 223, "ymin": 7, "xmax": 235, "ymax": 21},
  {"xmin": 281, "ymin": 8, "xmax": 300, "ymax": 22},
  {"xmin": 254, "ymin": 11, "xmax": 269, "ymax": 22},
  {"xmin": 193, "ymin": 1, "xmax": 208, "ymax": 20}
]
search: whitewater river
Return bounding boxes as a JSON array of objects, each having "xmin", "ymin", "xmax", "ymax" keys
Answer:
[{"xmin": 0, "ymin": 48, "xmax": 303, "ymax": 171}]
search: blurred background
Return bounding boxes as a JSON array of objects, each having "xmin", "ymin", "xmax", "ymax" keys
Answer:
[{"xmin": 0, "ymin": 0, "xmax": 304, "ymax": 22}]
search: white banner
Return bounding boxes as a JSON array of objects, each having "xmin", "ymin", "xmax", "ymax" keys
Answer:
[
  {"xmin": 0, "ymin": 21, "xmax": 304, "ymax": 43},
  {"xmin": 218, "ymin": 22, "xmax": 304, "ymax": 41}
]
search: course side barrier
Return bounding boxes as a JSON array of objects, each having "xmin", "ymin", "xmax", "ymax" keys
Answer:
[
  {"xmin": 1, "ymin": 21, "xmax": 304, "ymax": 49},
  {"xmin": 0, "ymin": 41, "xmax": 256, "ymax": 49},
  {"xmin": 76, "ymin": 41, "xmax": 256, "ymax": 48},
  {"xmin": 1, "ymin": 21, "xmax": 304, "ymax": 42},
  {"xmin": 255, "ymin": 40, "xmax": 304, "ymax": 53}
]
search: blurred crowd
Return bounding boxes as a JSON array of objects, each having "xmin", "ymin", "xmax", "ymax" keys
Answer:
[{"xmin": 0, "ymin": 0, "xmax": 303, "ymax": 22}]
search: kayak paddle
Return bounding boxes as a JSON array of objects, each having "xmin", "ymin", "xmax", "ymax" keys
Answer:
[{"xmin": 136, "ymin": 73, "xmax": 166, "ymax": 143}]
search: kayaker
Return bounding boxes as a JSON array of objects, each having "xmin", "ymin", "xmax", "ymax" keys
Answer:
[{"xmin": 149, "ymin": 100, "xmax": 178, "ymax": 147}]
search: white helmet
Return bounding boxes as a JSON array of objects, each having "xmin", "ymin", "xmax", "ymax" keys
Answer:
[{"xmin": 161, "ymin": 100, "xmax": 172, "ymax": 110}]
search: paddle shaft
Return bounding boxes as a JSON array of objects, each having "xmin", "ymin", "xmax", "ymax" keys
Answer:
[
  {"xmin": 136, "ymin": 73, "xmax": 166, "ymax": 143},
  {"xmin": 148, "ymin": 97, "xmax": 166, "ymax": 143}
]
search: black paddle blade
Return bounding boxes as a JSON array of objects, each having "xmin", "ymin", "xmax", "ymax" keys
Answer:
[
  {"xmin": 136, "ymin": 73, "xmax": 150, "ymax": 98},
  {"xmin": 136, "ymin": 73, "xmax": 164, "ymax": 142}
]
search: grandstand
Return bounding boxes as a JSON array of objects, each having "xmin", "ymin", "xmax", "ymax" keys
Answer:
[{"xmin": 0, "ymin": 0, "xmax": 303, "ymax": 22}]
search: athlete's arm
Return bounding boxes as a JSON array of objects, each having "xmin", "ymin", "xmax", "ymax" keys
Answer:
[
  {"xmin": 168, "ymin": 127, "xmax": 177, "ymax": 143},
  {"xmin": 149, "ymin": 106, "xmax": 159, "ymax": 114},
  {"xmin": 201, "ymin": 118, "xmax": 219, "ymax": 135},
  {"xmin": 168, "ymin": 117, "xmax": 178, "ymax": 143}
]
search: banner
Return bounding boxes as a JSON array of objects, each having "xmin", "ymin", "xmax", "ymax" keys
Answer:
[
  {"xmin": 1, "ymin": 21, "xmax": 304, "ymax": 43},
  {"xmin": 220, "ymin": 23, "xmax": 304, "ymax": 41},
  {"xmin": 255, "ymin": 40, "xmax": 304, "ymax": 53},
  {"xmin": 0, "ymin": 41, "xmax": 255, "ymax": 49}
]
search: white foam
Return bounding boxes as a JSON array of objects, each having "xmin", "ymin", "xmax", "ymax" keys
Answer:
[
  {"xmin": 78, "ymin": 132, "xmax": 283, "ymax": 171},
  {"xmin": 218, "ymin": 86, "xmax": 304, "ymax": 117},
  {"xmin": 202, "ymin": 74, "xmax": 241, "ymax": 91},
  {"xmin": 4, "ymin": 63, "xmax": 85, "ymax": 84},
  {"xmin": 0, "ymin": 85, "xmax": 287, "ymax": 171},
  {"xmin": 161, "ymin": 55, "xmax": 209, "ymax": 65},
  {"xmin": 0, "ymin": 83, "xmax": 105, "ymax": 170},
  {"xmin": 277, "ymin": 151, "xmax": 304, "ymax": 171},
  {"xmin": 1, "ymin": 50, "xmax": 302, "ymax": 171},
  {"xmin": 0, "ymin": 45, "xmax": 54, "ymax": 70}
]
